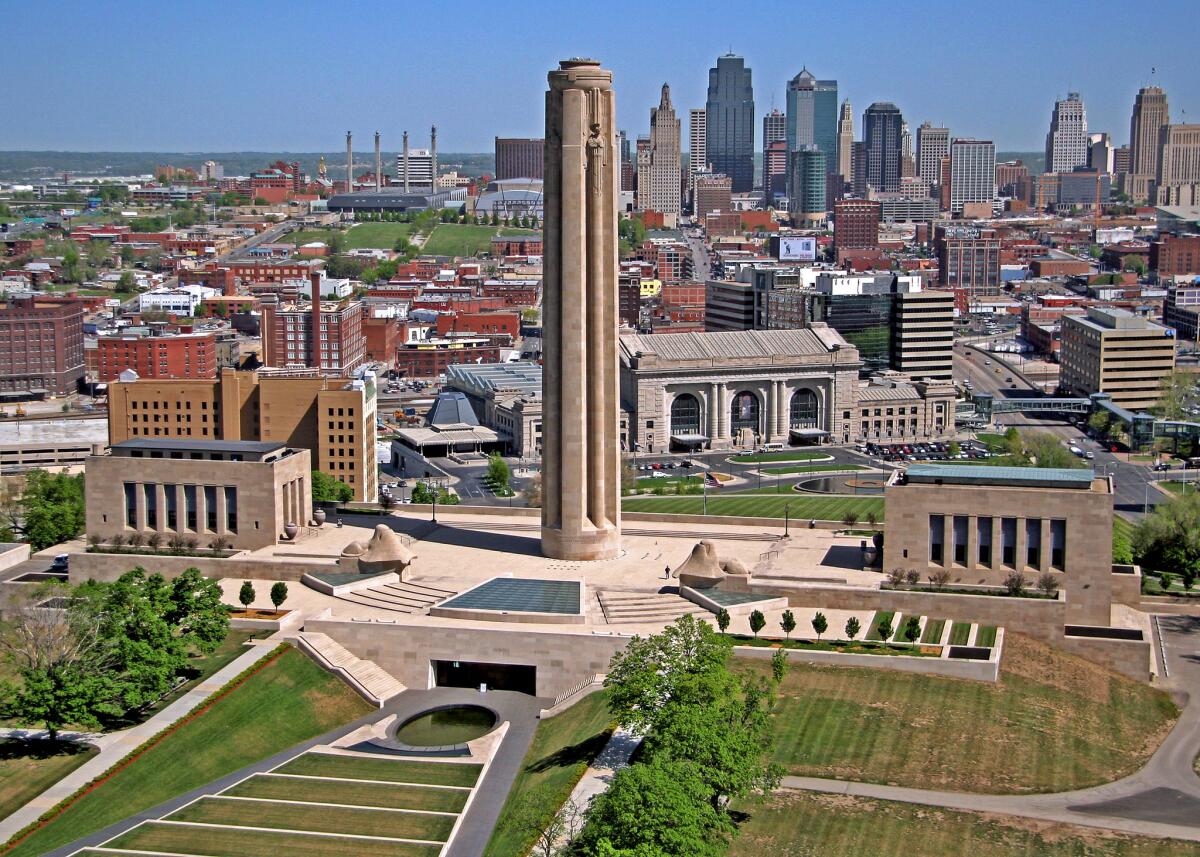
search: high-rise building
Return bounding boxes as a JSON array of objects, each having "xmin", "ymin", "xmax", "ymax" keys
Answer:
[
  {"xmin": 863, "ymin": 102, "xmax": 904, "ymax": 193},
  {"xmin": 705, "ymin": 53, "xmax": 755, "ymax": 193},
  {"xmin": 694, "ymin": 174, "xmax": 733, "ymax": 221},
  {"xmin": 900, "ymin": 123, "xmax": 916, "ymax": 178},
  {"xmin": 916, "ymin": 122, "xmax": 950, "ymax": 187},
  {"xmin": 688, "ymin": 108, "xmax": 707, "ymax": 176},
  {"xmin": 764, "ymin": 140, "xmax": 788, "ymax": 201},
  {"xmin": 787, "ymin": 146, "xmax": 827, "ymax": 225},
  {"xmin": 949, "ymin": 138, "xmax": 996, "ymax": 216},
  {"xmin": 995, "ymin": 160, "xmax": 1029, "ymax": 197},
  {"xmin": 785, "ymin": 69, "xmax": 838, "ymax": 168},
  {"xmin": 494, "ymin": 137, "xmax": 544, "ymax": 180},
  {"xmin": 395, "ymin": 149, "xmax": 435, "ymax": 189},
  {"xmin": 1060, "ymin": 307, "xmax": 1176, "ymax": 410},
  {"xmin": 637, "ymin": 83, "xmax": 682, "ymax": 220},
  {"xmin": 833, "ymin": 199, "xmax": 881, "ymax": 256},
  {"xmin": 762, "ymin": 108, "xmax": 786, "ymax": 191},
  {"xmin": 618, "ymin": 130, "xmax": 635, "ymax": 192},
  {"xmin": 836, "ymin": 100, "xmax": 854, "ymax": 181},
  {"xmin": 108, "ymin": 368, "xmax": 378, "ymax": 502},
  {"xmin": 0, "ymin": 296, "xmax": 84, "ymax": 396},
  {"xmin": 1089, "ymin": 132, "xmax": 1114, "ymax": 174},
  {"xmin": 1114, "ymin": 146, "xmax": 1132, "ymax": 175},
  {"xmin": 1126, "ymin": 86, "xmax": 1170, "ymax": 203},
  {"xmin": 1044, "ymin": 92, "xmax": 1089, "ymax": 174},
  {"xmin": 1154, "ymin": 124, "xmax": 1200, "ymax": 206},
  {"xmin": 851, "ymin": 141, "xmax": 869, "ymax": 197},
  {"xmin": 934, "ymin": 224, "xmax": 1001, "ymax": 303}
]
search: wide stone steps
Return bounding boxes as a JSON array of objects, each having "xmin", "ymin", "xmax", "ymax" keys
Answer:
[
  {"xmin": 596, "ymin": 590, "xmax": 710, "ymax": 624},
  {"xmin": 332, "ymin": 580, "xmax": 456, "ymax": 615},
  {"xmin": 296, "ymin": 631, "xmax": 405, "ymax": 705}
]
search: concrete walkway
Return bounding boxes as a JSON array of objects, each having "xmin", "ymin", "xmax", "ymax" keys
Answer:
[
  {"xmin": 780, "ymin": 612, "xmax": 1200, "ymax": 844},
  {"xmin": 546, "ymin": 727, "xmax": 641, "ymax": 848},
  {"xmin": 38, "ymin": 686, "xmax": 546, "ymax": 857},
  {"xmin": 0, "ymin": 638, "xmax": 279, "ymax": 846}
]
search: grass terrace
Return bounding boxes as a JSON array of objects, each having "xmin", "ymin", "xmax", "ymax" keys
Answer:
[
  {"xmin": 728, "ymin": 791, "xmax": 1200, "ymax": 857},
  {"xmin": 734, "ymin": 634, "xmax": 1177, "ymax": 793},
  {"xmin": 621, "ymin": 493, "xmax": 884, "ymax": 522},
  {"xmin": 728, "ymin": 451, "xmax": 832, "ymax": 464},
  {"xmin": 0, "ymin": 740, "xmax": 97, "ymax": 822},
  {"xmin": 100, "ymin": 825, "xmax": 438, "ymax": 857},
  {"xmin": 5, "ymin": 647, "xmax": 372, "ymax": 857},
  {"xmin": 292, "ymin": 221, "xmax": 418, "ymax": 250},
  {"xmin": 423, "ymin": 223, "xmax": 503, "ymax": 257},
  {"xmin": 274, "ymin": 753, "xmax": 482, "ymax": 788}
]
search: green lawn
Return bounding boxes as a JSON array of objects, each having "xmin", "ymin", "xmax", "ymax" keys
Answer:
[
  {"xmin": 919, "ymin": 618, "xmax": 946, "ymax": 644},
  {"xmin": 730, "ymin": 636, "xmax": 939, "ymax": 657},
  {"xmin": 102, "ymin": 823, "xmax": 439, "ymax": 857},
  {"xmin": 975, "ymin": 432, "xmax": 1009, "ymax": 452},
  {"xmin": 224, "ymin": 773, "xmax": 469, "ymax": 813},
  {"xmin": 5, "ymin": 647, "xmax": 372, "ymax": 857},
  {"xmin": 729, "ymin": 451, "xmax": 831, "ymax": 464},
  {"xmin": 948, "ymin": 622, "xmax": 972, "ymax": 645},
  {"xmin": 0, "ymin": 740, "xmax": 97, "ymax": 822},
  {"xmin": 760, "ymin": 464, "xmax": 866, "ymax": 476},
  {"xmin": 975, "ymin": 625, "xmax": 998, "ymax": 647},
  {"xmin": 498, "ymin": 227, "xmax": 541, "ymax": 236},
  {"xmin": 736, "ymin": 633, "xmax": 1177, "ymax": 793},
  {"xmin": 728, "ymin": 790, "xmax": 1200, "ymax": 857},
  {"xmin": 622, "ymin": 493, "xmax": 884, "ymax": 522},
  {"xmin": 484, "ymin": 691, "xmax": 613, "ymax": 857},
  {"xmin": 344, "ymin": 221, "xmax": 418, "ymax": 249},
  {"xmin": 274, "ymin": 753, "xmax": 482, "ymax": 788},
  {"xmin": 166, "ymin": 794, "xmax": 456, "ymax": 841},
  {"xmin": 864, "ymin": 611, "xmax": 896, "ymax": 641},
  {"xmin": 423, "ymin": 223, "xmax": 502, "ymax": 257}
]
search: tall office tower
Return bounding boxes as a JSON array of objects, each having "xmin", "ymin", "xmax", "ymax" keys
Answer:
[
  {"xmin": 787, "ymin": 145, "xmax": 826, "ymax": 225},
  {"xmin": 851, "ymin": 141, "xmax": 869, "ymax": 196},
  {"xmin": 900, "ymin": 122, "xmax": 916, "ymax": 177},
  {"xmin": 618, "ymin": 131, "xmax": 634, "ymax": 192},
  {"xmin": 863, "ymin": 102, "xmax": 904, "ymax": 192},
  {"xmin": 1044, "ymin": 92, "xmax": 1089, "ymax": 174},
  {"xmin": 395, "ymin": 149, "xmax": 435, "ymax": 189},
  {"xmin": 836, "ymin": 100, "xmax": 854, "ymax": 180},
  {"xmin": 762, "ymin": 108, "xmax": 786, "ymax": 193},
  {"xmin": 1155, "ymin": 124, "xmax": 1200, "ymax": 205},
  {"xmin": 949, "ymin": 138, "xmax": 997, "ymax": 216},
  {"xmin": 541, "ymin": 58, "xmax": 620, "ymax": 561},
  {"xmin": 637, "ymin": 83, "xmax": 682, "ymax": 219},
  {"xmin": 635, "ymin": 135, "xmax": 650, "ymax": 198},
  {"xmin": 1126, "ymin": 86, "xmax": 1170, "ymax": 202},
  {"xmin": 688, "ymin": 108, "xmax": 707, "ymax": 175},
  {"xmin": 705, "ymin": 53, "xmax": 755, "ymax": 192},
  {"xmin": 495, "ymin": 137, "xmax": 545, "ymax": 179},
  {"xmin": 916, "ymin": 122, "xmax": 950, "ymax": 187},
  {"xmin": 764, "ymin": 140, "xmax": 789, "ymax": 201},
  {"xmin": 786, "ymin": 69, "xmax": 838, "ymax": 167},
  {"xmin": 1089, "ymin": 132, "xmax": 1115, "ymax": 174},
  {"xmin": 1114, "ymin": 146, "xmax": 1132, "ymax": 175}
]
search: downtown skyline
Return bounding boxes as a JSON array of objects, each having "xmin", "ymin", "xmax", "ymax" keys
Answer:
[{"xmin": 2, "ymin": 0, "xmax": 1198, "ymax": 154}]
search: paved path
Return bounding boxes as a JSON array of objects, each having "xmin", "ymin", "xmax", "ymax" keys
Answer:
[
  {"xmin": 0, "ymin": 638, "xmax": 279, "ymax": 846},
  {"xmin": 546, "ymin": 727, "xmax": 641, "ymax": 847},
  {"xmin": 781, "ymin": 612, "xmax": 1200, "ymax": 844},
  {"xmin": 37, "ymin": 686, "xmax": 546, "ymax": 857}
]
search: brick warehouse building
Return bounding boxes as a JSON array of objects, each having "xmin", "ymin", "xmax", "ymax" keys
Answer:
[
  {"xmin": 96, "ymin": 330, "xmax": 217, "ymax": 382},
  {"xmin": 833, "ymin": 199, "xmax": 881, "ymax": 260},
  {"xmin": 0, "ymin": 296, "xmax": 85, "ymax": 396}
]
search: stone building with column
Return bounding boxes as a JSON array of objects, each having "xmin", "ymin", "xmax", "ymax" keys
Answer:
[
  {"xmin": 85, "ymin": 439, "xmax": 312, "ymax": 551},
  {"xmin": 619, "ymin": 326, "xmax": 862, "ymax": 452}
]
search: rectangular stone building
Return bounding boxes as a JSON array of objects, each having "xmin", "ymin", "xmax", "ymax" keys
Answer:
[{"xmin": 86, "ymin": 439, "xmax": 311, "ymax": 552}]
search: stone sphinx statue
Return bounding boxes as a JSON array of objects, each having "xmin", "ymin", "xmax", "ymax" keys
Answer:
[
  {"xmin": 339, "ymin": 524, "xmax": 416, "ymax": 577},
  {"xmin": 672, "ymin": 540, "xmax": 750, "ymax": 590}
]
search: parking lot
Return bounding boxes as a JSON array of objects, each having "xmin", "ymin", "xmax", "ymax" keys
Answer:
[{"xmin": 864, "ymin": 440, "xmax": 992, "ymax": 463}]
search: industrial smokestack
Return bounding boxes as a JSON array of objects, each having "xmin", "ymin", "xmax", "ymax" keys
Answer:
[
  {"xmin": 345, "ymin": 131, "xmax": 353, "ymax": 193},
  {"xmin": 374, "ymin": 131, "xmax": 381, "ymax": 193},
  {"xmin": 430, "ymin": 125, "xmax": 438, "ymax": 191},
  {"xmin": 403, "ymin": 131, "xmax": 410, "ymax": 193}
]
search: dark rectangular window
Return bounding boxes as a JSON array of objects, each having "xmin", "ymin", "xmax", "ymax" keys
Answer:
[
  {"xmin": 1050, "ymin": 519, "xmax": 1066, "ymax": 569},
  {"xmin": 184, "ymin": 485, "xmax": 197, "ymax": 531},
  {"xmin": 124, "ymin": 483, "xmax": 137, "ymax": 528},
  {"xmin": 1026, "ymin": 518, "xmax": 1041, "ymax": 568},
  {"xmin": 929, "ymin": 514, "xmax": 944, "ymax": 564},
  {"xmin": 205, "ymin": 485, "xmax": 218, "ymax": 531},
  {"xmin": 143, "ymin": 484, "xmax": 157, "ymax": 530},
  {"xmin": 1001, "ymin": 518, "xmax": 1017, "ymax": 566},
  {"xmin": 224, "ymin": 486, "xmax": 237, "ymax": 534},
  {"xmin": 952, "ymin": 516, "xmax": 968, "ymax": 565},
  {"xmin": 977, "ymin": 516, "xmax": 992, "ymax": 566},
  {"xmin": 164, "ymin": 484, "xmax": 177, "ymax": 530}
]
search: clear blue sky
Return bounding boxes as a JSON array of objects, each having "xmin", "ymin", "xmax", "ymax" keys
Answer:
[{"xmin": 3, "ymin": 0, "xmax": 1197, "ymax": 153}]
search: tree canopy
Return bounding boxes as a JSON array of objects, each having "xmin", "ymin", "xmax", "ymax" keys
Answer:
[
  {"xmin": 9, "ymin": 470, "xmax": 86, "ymax": 551},
  {"xmin": 311, "ymin": 470, "xmax": 353, "ymax": 503},
  {"xmin": 1135, "ymin": 491, "xmax": 1200, "ymax": 587}
]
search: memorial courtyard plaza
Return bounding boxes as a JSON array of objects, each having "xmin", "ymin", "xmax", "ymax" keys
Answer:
[{"xmin": 223, "ymin": 508, "xmax": 881, "ymax": 637}]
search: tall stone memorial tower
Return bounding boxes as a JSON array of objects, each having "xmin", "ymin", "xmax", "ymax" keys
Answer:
[{"xmin": 541, "ymin": 59, "xmax": 621, "ymax": 561}]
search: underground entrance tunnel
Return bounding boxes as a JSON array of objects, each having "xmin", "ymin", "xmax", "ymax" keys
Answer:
[{"xmin": 432, "ymin": 659, "xmax": 538, "ymax": 695}]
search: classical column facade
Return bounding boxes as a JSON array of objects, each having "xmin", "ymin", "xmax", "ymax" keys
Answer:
[{"xmin": 541, "ymin": 59, "xmax": 621, "ymax": 561}]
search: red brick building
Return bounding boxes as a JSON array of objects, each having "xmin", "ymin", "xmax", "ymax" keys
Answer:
[
  {"xmin": 364, "ymin": 313, "xmax": 400, "ymax": 365},
  {"xmin": 490, "ymin": 235, "xmax": 544, "ymax": 256},
  {"xmin": 394, "ymin": 339, "xmax": 500, "ymax": 378},
  {"xmin": 934, "ymin": 224, "xmax": 1002, "ymax": 305},
  {"xmin": 0, "ymin": 296, "xmax": 85, "ymax": 396},
  {"xmin": 833, "ymin": 199, "xmax": 881, "ymax": 260},
  {"xmin": 96, "ymin": 330, "xmax": 217, "ymax": 382},
  {"xmin": 260, "ymin": 281, "xmax": 366, "ymax": 375},
  {"xmin": 1153, "ymin": 234, "xmax": 1200, "ymax": 278},
  {"xmin": 434, "ymin": 312, "xmax": 521, "ymax": 341}
]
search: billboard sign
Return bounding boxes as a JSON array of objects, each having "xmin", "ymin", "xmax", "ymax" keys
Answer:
[{"xmin": 778, "ymin": 236, "xmax": 816, "ymax": 261}]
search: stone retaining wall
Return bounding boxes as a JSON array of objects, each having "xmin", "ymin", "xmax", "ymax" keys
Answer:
[
  {"xmin": 69, "ymin": 550, "xmax": 337, "ymax": 583},
  {"xmin": 734, "ymin": 644, "xmax": 1000, "ymax": 682}
]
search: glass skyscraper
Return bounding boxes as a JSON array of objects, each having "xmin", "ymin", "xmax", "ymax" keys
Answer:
[
  {"xmin": 705, "ymin": 53, "xmax": 755, "ymax": 193},
  {"xmin": 786, "ymin": 68, "xmax": 838, "ymax": 171},
  {"xmin": 863, "ymin": 102, "xmax": 904, "ymax": 193}
]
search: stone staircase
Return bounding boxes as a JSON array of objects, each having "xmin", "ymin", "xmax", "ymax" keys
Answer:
[
  {"xmin": 596, "ymin": 589, "xmax": 710, "ymax": 625},
  {"xmin": 333, "ymin": 579, "xmax": 456, "ymax": 615},
  {"xmin": 295, "ymin": 631, "xmax": 406, "ymax": 706}
]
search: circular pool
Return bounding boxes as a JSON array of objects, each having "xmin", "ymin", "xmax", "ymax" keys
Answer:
[
  {"xmin": 393, "ymin": 705, "xmax": 497, "ymax": 747},
  {"xmin": 795, "ymin": 475, "xmax": 886, "ymax": 495}
]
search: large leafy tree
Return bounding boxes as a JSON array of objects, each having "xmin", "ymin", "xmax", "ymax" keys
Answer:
[
  {"xmin": 1135, "ymin": 491, "xmax": 1200, "ymax": 587},
  {"xmin": 16, "ymin": 470, "xmax": 86, "ymax": 550},
  {"xmin": 311, "ymin": 470, "xmax": 353, "ymax": 503},
  {"xmin": 166, "ymin": 567, "xmax": 229, "ymax": 654}
]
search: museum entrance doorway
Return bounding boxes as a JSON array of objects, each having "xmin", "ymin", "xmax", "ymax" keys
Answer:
[{"xmin": 432, "ymin": 659, "xmax": 538, "ymax": 695}]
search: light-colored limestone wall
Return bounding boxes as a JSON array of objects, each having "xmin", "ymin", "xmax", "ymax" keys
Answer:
[
  {"xmin": 69, "ymin": 550, "xmax": 334, "ymax": 583},
  {"xmin": 734, "ymin": 644, "xmax": 1000, "ymax": 682},
  {"xmin": 305, "ymin": 617, "xmax": 631, "ymax": 698}
]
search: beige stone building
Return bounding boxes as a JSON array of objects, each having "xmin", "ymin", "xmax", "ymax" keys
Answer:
[
  {"xmin": 882, "ymin": 463, "xmax": 1117, "ymax": 626},
  {"xmin": 1059, "ymin": 306, "xmax": 1176, "ymax": 410},
  {"xmin": 619, "ymin": 326, "xmax": 862, "ymax": 452},
  {"xmin": 85, "ymin": 439, "xmax": 312, "ymax": 551},
  {"xmin": 853, "ymin": 373, "xmax": 955, "ymax": 443},
  {"xmin": 107, "ymin": 367, "xmax": 378, "ymax": 502}
]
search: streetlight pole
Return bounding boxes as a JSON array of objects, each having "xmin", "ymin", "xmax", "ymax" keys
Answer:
[{"xmin": 784, "ymin": 502, "xmax": 791, "ymax": 536}]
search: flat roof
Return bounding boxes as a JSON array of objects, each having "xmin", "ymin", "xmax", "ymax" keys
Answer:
[
  {"xmin": 112, "ymin": 439, "xmax": 285, "ymax": 454},
  {"xmin": 0, "ymin": 418, "xmax": 107, "ymax": 447},
  {"xmin": 901, "ymin": 463, "xmax": 1098, "ymax": 490},
  {"xmin": 438, "ymin": 577, "xmax": 581, "ymax": 614}
]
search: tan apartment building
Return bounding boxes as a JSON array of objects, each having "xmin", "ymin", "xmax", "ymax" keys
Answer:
[
  {"xmin": 1058, "ymin": 306, "xmax": 1176, "ymax": 410},
  {"xmin": 883, "ymin": 463, "xmax": 1116, "ymax": 625},
  {"xmin": 107, "ymin": 367, "xmax": 377, "ymax": 502},
  {"xmin": 891, "ymin": 289, "xmax": 955, "ymax": 381},
  {"xmin": 85, "ymin": 439, "xmax": 311, "ymax": 551}
]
